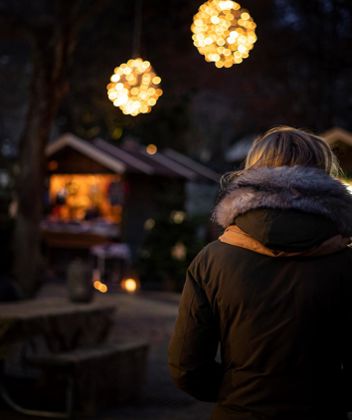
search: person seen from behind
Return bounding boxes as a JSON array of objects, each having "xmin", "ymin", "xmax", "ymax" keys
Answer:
[{"xmin": 168, "ymin": 126, "xmax": 352, "ymax": 420}]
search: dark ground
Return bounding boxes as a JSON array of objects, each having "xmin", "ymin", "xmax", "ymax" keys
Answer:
[
  {"xmin": 2, "ymin": 284, "xmax": 352, "ymax": 420},
  {"xmin": 95, "ymin": 290, "xmax": 214, "ymax": 420},
  {"xmin": 0, "ymin": 284, "xmax": 214, "ymax": 420}
]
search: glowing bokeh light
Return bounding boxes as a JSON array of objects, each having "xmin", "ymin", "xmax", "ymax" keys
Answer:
[
  {"xmin": 121, "ymin": 277, "xmax": 139, "ymax": 293},
  {"xmin": 107, "ymin": 58, "xmax": 163, "ymax": 116},
  {"xmin": 170, "ymin": 210, "xmax": 186, "ymax": 224},
  {"xmin": 144, "ymin": 218, "xmax": 156, "ymax": 230},
  {"xmin": 191, "ymin": 0, "xmax": 257, "ymax": 68},
  {"xmin": 146, "ymin": 144, "xmax": 158, "ymax": 155},
  {"xmin": 93, "ymin": 280, "xmax": 108, "ymax": 293}
]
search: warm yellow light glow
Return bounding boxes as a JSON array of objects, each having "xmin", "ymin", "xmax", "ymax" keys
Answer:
[
  {"xmin": 171, "ymin": 242, "xmax": 187, "ymax": 261},
  {"xmin": 93, "ymin": 280, "xmax": 108, "ymax": 293},
  {"xmin": 121, "ymin": 277, "xmax": 140, "ymax": 293},
  {"xmin": 49, "ymin": 174, "xmax": 122, "ymax": 223},
  {"xmin": 146, "ymin": 144, "xmax": 158, "ymax": 155},
  {"xmin": 107, "ymin": 58, "xmax": 163, "ymax": 116},
  {"xmin": 170, "ymin": 210, "xmax": 186, "ymax": 224},
  {"xmin": 342, "ymin": 180, "xmax": 352, "ymax": 195},
  {"xmin": 144, "ymin": 218, "xmax": 155, "ymax": 230},
  {"xmin": 191, "ymin": 0, "xmax": 257, "ymax": 68}
]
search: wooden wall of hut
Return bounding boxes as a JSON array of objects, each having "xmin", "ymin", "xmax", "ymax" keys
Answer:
[{"xmin": 48, "ymin": 148, "xmax": 114, "ymax": 174}]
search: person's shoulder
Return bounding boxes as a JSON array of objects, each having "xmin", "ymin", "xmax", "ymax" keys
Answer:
[
  {"xmin": 193, "ymin": 240, "xmax": 225, "ymax": 261},
  {"xmin": 187, "ymin": 241, "xmax": 224, "ymax": 283},
  {"xmin": 188, "ymin": 241, "xmax": 220, "ymax": 268},
  {"xmin": 190, "ymin": 239, "xmax": 238, "ymax": 272}
]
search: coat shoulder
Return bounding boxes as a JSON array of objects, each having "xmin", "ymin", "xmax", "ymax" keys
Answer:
[
  {"xmin": 192, "ymin": 239, "xmax": 238, "ymax": 265},
  {"xmin": 189, "ymin": 239, "xmax": 246, "ymax": 279}
]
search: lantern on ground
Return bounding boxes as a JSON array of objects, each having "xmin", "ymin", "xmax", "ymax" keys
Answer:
[
  {"xmin": 107, "ymin": 58, "xmax": 163, "ymax": 116},
  {"xmin": 191, "ymin": 0, "xmax": 257, "ymax": 68},
  {"xmin": 121, "ymin": 277, "xmax": 140, "ymax": 294}
]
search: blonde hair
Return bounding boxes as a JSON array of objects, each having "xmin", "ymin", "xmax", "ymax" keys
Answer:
[
  {"xmin": 245, "ymin": 126, "xmax": 340, "ymax": 175},
  {"xmin": 220, "ymin": 126, "xmax": 341, "ymax": 189}
]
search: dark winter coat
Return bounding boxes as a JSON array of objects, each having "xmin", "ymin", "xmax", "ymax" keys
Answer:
[{"xmin": 168, "ymin": 166, "xmax": 352, "ymax": 420}]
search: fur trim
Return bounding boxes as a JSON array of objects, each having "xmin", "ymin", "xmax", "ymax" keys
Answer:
[{"xmin": 212, "ymin": 166, "xmax": 352, "ymax": 236}]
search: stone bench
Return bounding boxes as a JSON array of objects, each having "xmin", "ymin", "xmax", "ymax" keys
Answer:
[{"xmin": 24, "ymin": 340, "xmax": 149, "ymax": 417}]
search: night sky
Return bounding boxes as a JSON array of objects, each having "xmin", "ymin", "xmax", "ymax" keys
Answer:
[{"xmin": 0, "ymin": 0, "xmax": 351, "ymax": 163}]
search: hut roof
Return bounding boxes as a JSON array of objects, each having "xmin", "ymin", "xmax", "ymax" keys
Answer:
[
  {"xmin": 320, "ymin": 127, "xmax": 352, "ymax": 146},
  {"xmin": 46, "ymin": 133, "xmax": 219, "ymax": 182}
]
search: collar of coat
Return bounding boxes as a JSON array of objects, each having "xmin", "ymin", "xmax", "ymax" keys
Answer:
[
  {"xmin": 212, "ymin": 165, "xmax": 352, "ymax": 237},
  {"xmin": 219, "ymin": 225, "xmax": 351, "ymax": 257}
]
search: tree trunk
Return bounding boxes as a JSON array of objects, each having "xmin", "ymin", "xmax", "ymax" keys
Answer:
[
  {"xmin": 11, "ymin": 0, "xmax": 109, "ymax": 297},
  {"xmin": 13, "ymin": 42, "xmax": 60, "ymax": 297},
  {"xmin": 13, "ymin": 20, "xmax": 71, "ymax": 297}
]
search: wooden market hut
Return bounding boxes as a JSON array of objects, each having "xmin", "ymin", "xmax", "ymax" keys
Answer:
[
  {"xmin": 320, "ymin": 127, "xmax": 352, "ymax": 176},
  {"xmin": 44, "ymin": 133, "xmax": 219, "ymax": 258}
]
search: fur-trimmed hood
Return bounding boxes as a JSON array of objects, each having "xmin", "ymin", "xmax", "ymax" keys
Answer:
[{"xmin": 213, "ymin": 166, "xmax": 352, "ymax": 237}]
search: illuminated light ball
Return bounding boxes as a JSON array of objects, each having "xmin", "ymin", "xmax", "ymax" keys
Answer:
[
  {"xmin": 146, "ymin": 144, "xmax": 158, "ymax": 155},
  {"xmin": 121, "ymin": 278, "xmax": 140, "ymax": 293},
  {"xmin": 191, "ymin": 0, "xmax": 257, "ymax": 68},
  {"xmin": 107, "ymin": 58, "xmax": 163, "ymax": 116}
]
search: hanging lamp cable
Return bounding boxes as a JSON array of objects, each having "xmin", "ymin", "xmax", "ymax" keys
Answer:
[
  {"xmin": 107, "ymin": 0, "xmax": 162, "ymax": 116},
  {"xmin": 132, "ymin": 0, "xmax": 143, "ymax": 57}
]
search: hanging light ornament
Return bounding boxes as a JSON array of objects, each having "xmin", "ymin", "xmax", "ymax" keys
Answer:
[
  {"xmin": 107, "ymin": 59, "xmax": 162, "ymax": 116},
  {"xmin": 191, "ymin": 0, "xmax": 257, "ymax": 68},
  {"xmin": 107, "ymin": 0, "xmax": 163, "ymax": 117}
]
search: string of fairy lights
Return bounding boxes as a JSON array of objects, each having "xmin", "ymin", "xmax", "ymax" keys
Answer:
[{"xmin": 107, "ymin": 0, "xmax": 257, "ymax": 117}]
